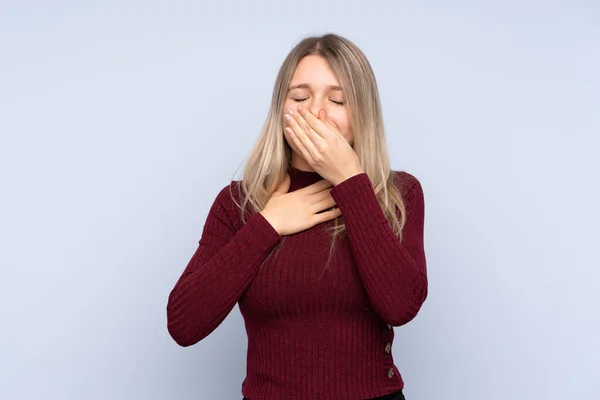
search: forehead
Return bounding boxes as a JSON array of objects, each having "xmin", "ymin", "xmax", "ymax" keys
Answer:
[{"xmin": 289, "ymin": 55, "xmax": 340, "ymax": 87}]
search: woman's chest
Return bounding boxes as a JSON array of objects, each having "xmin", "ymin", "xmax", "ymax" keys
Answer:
[
  {"xmin": 239, "ymin": 225, "xmax": 370, "ymax": 319},
  {"xmin": 240, "ymin": 227, "xmax": 368, "ymax": 319}
]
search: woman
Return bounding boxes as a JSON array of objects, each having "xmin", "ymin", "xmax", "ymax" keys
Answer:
[{"xmin": 166, "ymin": 33, "xmax": 428, "ymax": 400}]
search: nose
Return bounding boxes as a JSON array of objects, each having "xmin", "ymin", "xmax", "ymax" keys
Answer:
[{"xmin": 307, "ymin": 96, "xmax": 327, "ymax": 117}]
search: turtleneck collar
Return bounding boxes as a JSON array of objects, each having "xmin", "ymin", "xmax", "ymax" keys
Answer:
[{"xmin": 287, "ymin": 165, "xmax": 324, "ymax": 191}]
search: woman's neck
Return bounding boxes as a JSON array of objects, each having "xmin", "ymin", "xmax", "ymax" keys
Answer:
[{"xmin": 290, "ymin": 155, "xmax": 316, "ymax": 172}]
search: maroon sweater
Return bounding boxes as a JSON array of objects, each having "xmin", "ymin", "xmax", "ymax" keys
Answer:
[{"xmin": 167, "ymin": 166, "xmax": 428, "ymax": 400}]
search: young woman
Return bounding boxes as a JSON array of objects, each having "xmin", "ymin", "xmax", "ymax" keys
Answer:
[{"xmin": 166, "ymin": 33, "xmax": 428, "ymax": 400}]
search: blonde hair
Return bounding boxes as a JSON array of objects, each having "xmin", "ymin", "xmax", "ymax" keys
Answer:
[{"xmin": 229, "ymin": 33, "xmax": 407, "ymax": 274}]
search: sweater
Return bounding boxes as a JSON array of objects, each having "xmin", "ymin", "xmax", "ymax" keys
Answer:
[{"xmin": 166, "ymin": 165, "xmax": 428, "ymax": 400}]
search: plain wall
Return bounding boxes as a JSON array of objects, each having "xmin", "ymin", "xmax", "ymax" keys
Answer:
[{"xmin": 1, "ymin": 1, "xmax": 598, "ymax": 399}]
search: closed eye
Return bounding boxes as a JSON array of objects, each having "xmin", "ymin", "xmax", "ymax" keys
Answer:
[{"xmin": 292, "ymin": 98, "xmax": 344, "ymax": 105}]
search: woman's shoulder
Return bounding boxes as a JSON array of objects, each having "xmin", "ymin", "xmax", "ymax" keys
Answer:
[
  {"xmin": 211, "ymin": 179, "xmax": 244, "ymax": 213},
  {"xmin": 214, "ymin": 179, "xmax": 242, "ymax": 202},
  {"xmin": 391, "ymin": 169, "xmax": 423, "ymax": 197},
  {"xmin": 207, "ymin": 179, "xmax": 251, "ymax": 230}
]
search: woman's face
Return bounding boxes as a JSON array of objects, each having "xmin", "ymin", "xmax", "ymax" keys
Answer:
[{"xmin": 283, "ymin": 55, "xmax": 353, "ymax": 163}]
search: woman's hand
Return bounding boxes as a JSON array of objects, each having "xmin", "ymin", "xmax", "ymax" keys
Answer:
[
  {"xmin": 260, "ymin": 174, "xmax": 341, "ymax": 236},
  {"xmin": 284, "ymin": 105, "xmax": 364, "ymax": 186}
]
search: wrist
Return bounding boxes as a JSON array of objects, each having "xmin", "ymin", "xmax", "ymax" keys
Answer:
[{"xmin": 335, "ymin": 170, "xmax": 364, "ymax": 186}]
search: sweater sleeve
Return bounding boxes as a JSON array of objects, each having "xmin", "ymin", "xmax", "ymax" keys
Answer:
[
  {"xmin": 166, "ymin": 183, "xmax": 282, "ymax": 347},
  {"xmin": 329, "ymin": 172, "xmax": 428, "ymax": 327}
]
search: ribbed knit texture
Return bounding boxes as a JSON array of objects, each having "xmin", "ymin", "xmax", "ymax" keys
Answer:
[{"xmin": 166, "ymin": 166, "xmax": 428, "ymax": 400}]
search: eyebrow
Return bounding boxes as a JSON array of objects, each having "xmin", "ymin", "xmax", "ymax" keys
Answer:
[{"xmin": 288, "ymin": 83, "xmax": 343, "ymax": 92}]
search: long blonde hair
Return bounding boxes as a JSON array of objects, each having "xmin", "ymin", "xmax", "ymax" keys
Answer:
[{"xmin": 229, "ymin": 33, "xmax": 407, "ymax": 272}]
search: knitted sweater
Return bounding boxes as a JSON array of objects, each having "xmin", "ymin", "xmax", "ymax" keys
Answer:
[{"xmin": 166, "ymin": 166, "xmax": 428, "ymax": 400}]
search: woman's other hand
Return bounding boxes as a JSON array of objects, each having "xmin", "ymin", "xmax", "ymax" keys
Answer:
[{"xmin": 259, "ymin": 174, "xmax": 341, "ymax": 236}]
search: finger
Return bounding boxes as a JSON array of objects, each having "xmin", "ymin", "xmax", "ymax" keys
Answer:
[
  {"xmin": 318, "ymin": 109, "xmax": 340, "ymax": 132},
  {"xmin": 316, "ymin": 206, "xmax": 342, "ymax": 223},
  {"xmin": 297, "ymin": 105, "xmax": 334, "ymax": 139},
  {"xmin": 285, "ymin": 111, "xmax": 320, "ymax": 160},
  {"xmin": 287, "ymin": 110, "xmax": 327, "ymax": 152},
  {"xmin": 300, "ymin": 179, "xmax": 333, "ymax": 194},
  {"xmin": 285, "ymin": 125, "xmax": 313, "ymax": 164},
  {"xmin": 310, "ymin": 188, "xmax": 333, "ymax": 204},
  {"xmin": 312, "ymin": 194, "xmax": 336, "ymax": 210},
  {"xmin": 319, "ymin": 110, "xmax": 346, "ymax": 143}
]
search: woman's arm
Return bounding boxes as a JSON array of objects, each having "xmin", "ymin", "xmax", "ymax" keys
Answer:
[
  {"xmin": 166, "ymin": 183, "xmax": 281, "ymax": 347},
  {"xmin": 330, "ymin": 172, "xmax": 428, "ymax": 327}
]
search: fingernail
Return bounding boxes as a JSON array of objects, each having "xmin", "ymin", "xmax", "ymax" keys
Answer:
[{"xmin": 284, "ymin": 114, "xmax": 292, "ymax": 121}]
